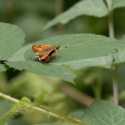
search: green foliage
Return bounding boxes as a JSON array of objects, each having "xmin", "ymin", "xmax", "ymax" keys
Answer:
[
  {"xmin": 34, "ymin": 93, "xmax": 47, "ymax": 104},
  {"xmin": 42, "ymin": 0, "xmax": 108, "ymax": 31},
  {"xmin": 1, "ymin": 99, "xmax": 125, "ymax": 125},
  {"xmin": 7, "ymin": 71, "xmax": 54, "ymax": 98},
  {"xmin": 42, "ymin": 0, "xmax": 125, "ymax": 31},
  {"xmin": 5, "ymin": 61, "xmax": 76, "ymax": 83},
  {"xmin": 82, "ymin": 100, "xmax": 125, "ymax": 125},
  {"xmin": 0, "ymin": 23, "xmax": 25, "ymax": 60},
  {"xmin": 0, "ymin": 0, "xmax": 125, "ymax": 125},
  {"xmin": 112, "ymin": 0, "xmax": 125, "ymax": 9},
  {"xmin": 25, "ymin": 34, "xmax": 125, "ymax": 69},
  {"xmin": 0, "ymin": 23, "xmax": 76, "ymax": 83},
  {"xmin": 8, "ymin": 44, "xmax": 32, "ymax": 62},
  {"xmin": 0, "ymin": 97, "xmax": 31, "ymax": 124}
]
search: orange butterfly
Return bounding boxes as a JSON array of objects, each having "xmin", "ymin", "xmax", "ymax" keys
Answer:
[{"xmin": 32, "ymin": 44, "xmax": 60, "ymax": 62}]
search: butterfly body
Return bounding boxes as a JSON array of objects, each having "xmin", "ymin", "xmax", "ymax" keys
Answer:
[{"xmin": 32, "ymin": 44, "xmax": 60, "ymax": 62}]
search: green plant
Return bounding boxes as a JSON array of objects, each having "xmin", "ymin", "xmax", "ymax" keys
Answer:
[{"xmin": 0, "ymin": 0, "xmax": 125, "ymax": 125}]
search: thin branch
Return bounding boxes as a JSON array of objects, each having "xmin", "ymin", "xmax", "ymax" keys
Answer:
[
  {"xmin": 43, "ymin": 77, "xmax": 94, "ymax": 106},
  {"xmin": 0, "ymin": 92, "xmax": 82, "ymax": 124},
  {"xmin": 107, "ymin": 1, "xmax": 118, "ymax": 104},
  {"xmin": 55, "ymin": 0, "xmax": 64, "ymax": 16},
  {"xmin": 108, "ymin": 10, "xmax": 114, "ymax": 38},
  {"xmin": 112, "ymin": 66, "xmax": 118, "ymax": 105},
  {"xmin": 5, "ymin": 0, "xmax": 14, "ymax": 22},
  {"xmin": 57, "ymin": 83, "xmax": 94, "ymax": 106},
  {"xmin": 0, "ymin": 92, "xmax": 19, "ymax": 103},
  {"xmin": 109, "ymin": 11, "xmax": 118, "ymax": 105},
  {"xmin": 55, "ymin": 0, "xmax": 64, "ymax": 31}
]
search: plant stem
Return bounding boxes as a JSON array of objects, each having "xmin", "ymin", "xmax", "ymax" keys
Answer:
[
  {"xmin": 55, "ymin": 0, "xmax": 64, "ymax": 31},
  {"xmin": 92, "ymin": 82, "xmax": 102, "ymax": 99},
  {"xmin": 55, "ymin": 0, "xmax": 64, "ymax": 16},
  {"xmin": 0, "ymin": 92, "xmax": 19, "ymax": 103},
  {"xmin": 108, "ymin": 10, "xmax": 114, "ymax": 38},
  {"xmin": 0, "ymin": 92, "xmax": 82, "ymax": 124},
  {"xmin": 5, "ymin": 0, "xmax": 13, "ymax": 22},
  {"xmin": 112, "ymin": 66, "xmax": 118, "ymax": 104},
  {"xmin": 106, "ymin": 0, "xmax": 114, "ymax": 38},
  {"xmin": 57, "ymin": 82, "xmax": 94, "ymax": 105},
  {"xmin": 107, "ymin": 2, "xmax": 118, "ymax": 104}
]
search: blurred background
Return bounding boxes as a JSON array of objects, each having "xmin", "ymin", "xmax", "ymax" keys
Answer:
[{"xmin": 0, "ymin": 0, "xmax": 125, "ymax": 124}]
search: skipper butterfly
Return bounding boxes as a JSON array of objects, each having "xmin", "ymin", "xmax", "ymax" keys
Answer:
[{"xmin": 32, "ymin": 44, "xmax": 60, "ymax": 62}]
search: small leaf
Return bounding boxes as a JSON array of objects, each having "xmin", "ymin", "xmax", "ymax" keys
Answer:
[
  {"xmin": 34, "ymin": 93, "xmax": 47, "ymax": 104},
  {"xmin": 5, "ymin": 60, "xmax": 76, "ymax": 83},
  {"xmin": 0, "ymin": 22, "xmax": 25, "ymax": 60},
  {"xmin": 42, "ymin": 0, "xmax": 108, "ymax": 31},
  {"xmin": 25, "ymin": 34, "xmax": 124, "ymax": 69},
  {"xmin": 20, "ymin": 97, "xmax": 31, "ymax": 103},
  {"xmin": 0, "ymin": 97, "xmax": 31, "ymax": 124},
  {"xmin": 0, "ymin": 64, "xmax": 7, "ymax": 72},
  {"xmin": 82, "ymin": 100, "xmax": 125, "ymax": 125}
]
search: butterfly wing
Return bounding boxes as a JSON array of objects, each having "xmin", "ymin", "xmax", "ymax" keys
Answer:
[
  {"xmin": 39, "ymin": 50, "xmax": 55, "ymax": 62},
  {"xmin": 32, "ymin": 44, "xmax": 51, "ymax": 53},
  {"xmin": 32, "ymin": 44, "xmax": 60, "ymax": 62}
]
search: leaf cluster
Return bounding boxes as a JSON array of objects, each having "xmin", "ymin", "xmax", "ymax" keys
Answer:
[{"xmin": 1, "ymin": 0, "xmax": 125, "ymax": 125}]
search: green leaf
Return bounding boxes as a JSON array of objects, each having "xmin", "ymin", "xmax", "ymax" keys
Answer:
[
  {"xmin": 8, "ymin": 44, "xmax": 31, "ymax": 62},
  {"xmin": 112, "ymin": 0, "xmax": 125, "ymax": 9},
  {"xmin": 42, "ymin": 0, "xmax": 108, "ymax": 31},
  {"xmin": 0, "ymin": 22, "xmax": 25, "ymax": 60},
  {"xmin": 25, "ymin": 34, "xmax": 124, "ymax": 69},
  {"xmin": 0, "ymin": 97, "xmax": 31, "ymax": 124},
  {"xmin": 60, "ymin": 55, "xmax": 113, "ymax": 70},
  {"xmin": 5, "ymin": 60, "xmax": 76, "ymax": 83},
  {"xmin": 82, "ymin": 100, "xmax": 125, "ymax": 125},
  {"xmin": 34, "ymin": 93, "xmax": 47, "ymax": 104},
  {"xmin": 0, "ymin": 64, "xmax": 7, "ymax": 72}
]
